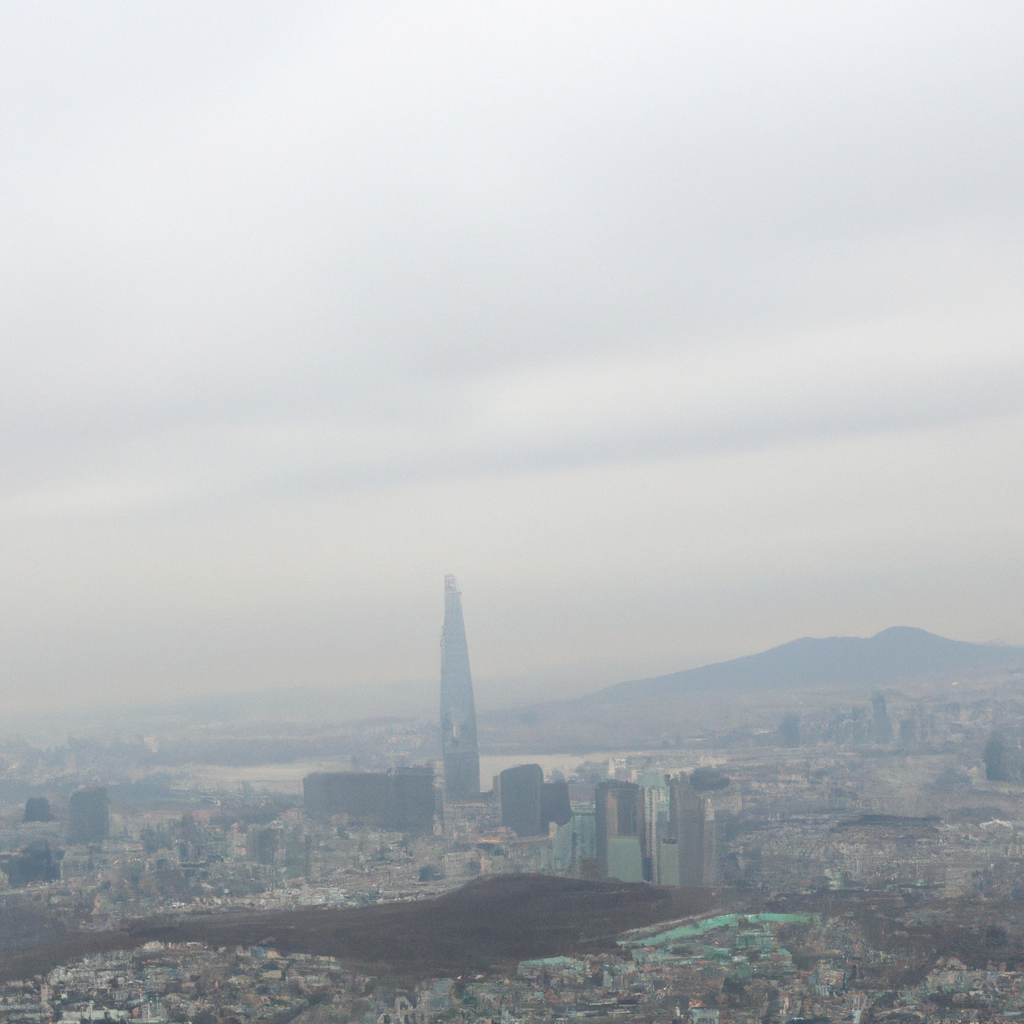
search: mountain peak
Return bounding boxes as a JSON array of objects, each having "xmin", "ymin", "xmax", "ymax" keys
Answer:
[{"xmin": 598, "ymin": 627, "xmax": 1024, "ymax": 701}]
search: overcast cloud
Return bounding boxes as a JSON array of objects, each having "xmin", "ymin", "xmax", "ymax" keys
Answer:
[{"xmin": 1, "ymin": 2, "xmax": 1022, "ymax": 719}]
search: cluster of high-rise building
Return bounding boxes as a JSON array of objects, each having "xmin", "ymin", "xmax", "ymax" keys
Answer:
[
  {"xmin": 300, "ymin": 577, "xmax": 715, "ymax": 888},
  {"xmin": 594, "ymin": 778, "xmax": 715, "ymax": 885},
  {"xmin": 300, "ymin": 576, "xmax": 482, "ymax": 835},
  {"xmin": 495, "ymin": 764, "xmax": 572, "ymax": 838},
  {"xmin": 302, "ymin": 575, "xmax": 483, "ymax": 830}
]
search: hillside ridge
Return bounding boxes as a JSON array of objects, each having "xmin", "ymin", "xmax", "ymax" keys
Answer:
[
  {"xmin": 477, "ymin": 627, "xmax": 1024, "ymax": 750},
  {"xmin": 596, "ymin": 626, "xmax": 1024, "ymax": 703}
]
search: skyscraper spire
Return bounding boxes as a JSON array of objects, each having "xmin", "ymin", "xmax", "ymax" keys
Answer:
[{"xmin": 440, "ymin": 574, "xmax": 480, "ymax": 800}]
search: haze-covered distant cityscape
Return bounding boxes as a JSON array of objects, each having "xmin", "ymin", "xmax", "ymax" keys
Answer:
[
  {"xmin": 3, "ymin": 4, "xmax": 1024, "ymax": 1024},
  {"xmin": 4, "ymin": 575, "xmax": 1024, "ymax": 1024}
]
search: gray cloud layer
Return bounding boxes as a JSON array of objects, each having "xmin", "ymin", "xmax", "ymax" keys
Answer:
[{"xmin": 1, "ymin": 3, "xmax": 1022, "ymax": 718}]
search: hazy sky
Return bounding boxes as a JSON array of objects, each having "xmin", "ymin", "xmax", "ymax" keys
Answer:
[{"xmin": 1, "ymin": 2, "xmax": 1023, "ymax": 720}]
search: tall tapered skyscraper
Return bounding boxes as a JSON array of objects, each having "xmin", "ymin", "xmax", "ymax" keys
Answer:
[{"xmin": 440, "ymin": 574, "xmax": 480, "ymax": 800}]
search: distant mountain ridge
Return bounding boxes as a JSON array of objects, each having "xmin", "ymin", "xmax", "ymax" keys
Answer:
[
  {"xmin": 478, "ymin": 627, "xmax": 1024, "ymax": 752},
  {"xmin": 597, "ymin": 626, "xmax": 1024, "ymax": 703}
]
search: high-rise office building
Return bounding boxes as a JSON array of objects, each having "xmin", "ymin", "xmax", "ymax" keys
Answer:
[
  {"xmin": 500, "ymin": 764, "xmax": 544, "ymax": 837},
  {"xmin": 553, "ymin": 807, "xmax": 597, "ymax": 876},
  {"xmin": 440, "ymin": 575, "xmax": 480, "ymax": 801},
  {"xmin": 390, "ymin": 766, "xmax": 437, "ymax": 832},
  {"xmin": 541, "ymin": 778, "xmax": 573, "ymax": 831},
  {"xmin": 303, "ymin": 768, "xmax": 434, "ymax": 833},
  {"xmin": 68, "ymin": 787, "xmax": 109, "ymax": 845},
  {"xmin": 665, "ymin": 784, "xmax": 716, "ymax": 886},
  {"xmin": 23, "ymin": 797, "xmax": 53, "ymax": 823},
  {"xmin": 499, "ymin": 764, "xmax": 575, "ymax": 838},
  {"xmin": 595, "ymin": 780, "xmax": 647, "ymax": 883}
]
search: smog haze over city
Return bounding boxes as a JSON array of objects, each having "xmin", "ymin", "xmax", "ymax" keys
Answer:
[
  {"xmin": 3, "ymin": 6, "xmax": 1024, "ymax": 1024},
  {"xmin": 2, "ymin": 2, "xmax": 1023, "ymax": 724}
]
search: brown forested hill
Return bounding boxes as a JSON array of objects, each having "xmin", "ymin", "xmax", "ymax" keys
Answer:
[{"xmin": 0, "ymin": 875, "xmax": 723, "ymax": 982}]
